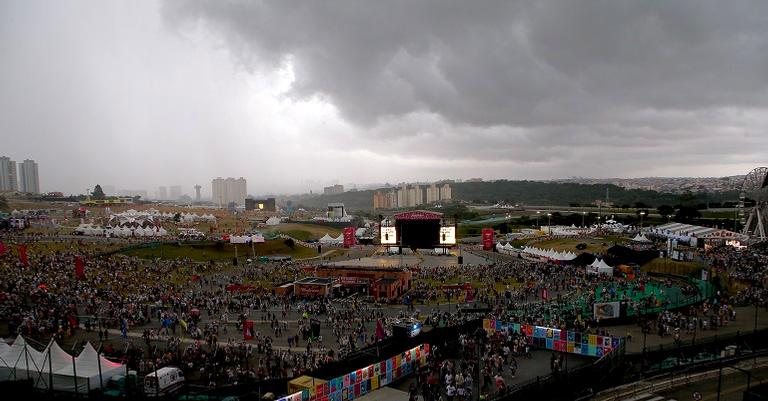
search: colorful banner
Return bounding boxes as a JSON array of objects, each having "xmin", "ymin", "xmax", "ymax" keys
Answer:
[
  {"xmin": 0, "ymin": 241, "xmax": 6, "ymax": 256},
  {"xmin": 482, "ymin": 319, "xmax": 621, "ymax": 358},
  {"xmin": 276, "ymin": 344, "xmax": 431, "ymax": 401},
  {"xmin": 75, "ymin": 256, "xmax": 85, "ymax": 280}
]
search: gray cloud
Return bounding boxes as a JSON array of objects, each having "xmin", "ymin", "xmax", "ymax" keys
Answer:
[{"xmin": 1, "ymin": 0, "xmax": 766, "ymax": 196}]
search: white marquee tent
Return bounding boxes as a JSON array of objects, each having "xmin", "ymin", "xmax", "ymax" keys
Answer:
[
  {"xmin": 587, "ymin": 258, "xmax": 614, "ymax": 275},
  {"xmin": 47, "ymin": 343, "xmax": 124, "ymax": 393},
  {"xmin": 0, "ymin": 335, "xmax": 44, "ymax": 381},
  {"xmin": 632, "ymin": 234, "xmax": 652, "ymax": 243}
]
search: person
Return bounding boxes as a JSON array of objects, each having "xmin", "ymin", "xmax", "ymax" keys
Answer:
[{"xmin": 446, "ymin": 382, "xmax": 456, "ymax": 401}]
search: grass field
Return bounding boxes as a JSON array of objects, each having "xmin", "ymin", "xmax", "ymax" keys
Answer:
[
  {"xmin": 532, "ymin": 236, "xmax": 625, "ymax": 254},
  {"xmin": 122, "ymin": 239, "xmax": 318, "ymax": 261},
  {"xmin": 641, "ymin": 258, "xmax": 703, "ymax": 276},
  {"xmin": 265, "ymin": 223, "xmax": 342, "ymax": 241}
]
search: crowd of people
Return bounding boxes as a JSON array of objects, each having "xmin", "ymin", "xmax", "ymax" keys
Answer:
[{"xmin": 2, "ymin": 223, "xmax": 768, "ymax": 398}]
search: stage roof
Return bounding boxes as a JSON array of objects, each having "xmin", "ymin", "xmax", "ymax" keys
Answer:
[{"xmin": 394, "ymin": 210, "xmax": 443, "ymax": 221}]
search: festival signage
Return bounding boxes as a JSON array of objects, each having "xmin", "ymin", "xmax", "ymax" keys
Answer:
[
  {"xmin": 343, "ymin": 227, "xmax": 356, "ymax": 248},
  {"xmin": 481, "ymin": 228, "xmax": 494, "ymax": 251},
  {"xmin": 593, "ymin": 302, "xmax": 621, "ymax": 320},
  {"xmin": 439, "ymin": 226, "xmax": 456, "ymax": 245},
  {"xmin": 276, "ymin": 344, "xmax": 431, "ymax": 401},
  {"xmin": 483, "ymin": 319, "xmax": 621, "ymax": 358},
  {"xmin": 380, "ymin": 227, "xmax": 397, "ymax": 244}
]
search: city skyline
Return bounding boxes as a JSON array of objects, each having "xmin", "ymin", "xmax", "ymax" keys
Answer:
[{"xmin": 2, "ymin": 1, "xmax": 768, "ymax": 195}]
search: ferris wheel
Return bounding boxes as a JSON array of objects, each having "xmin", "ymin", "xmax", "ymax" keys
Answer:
[{"xmin": 739, "ymin": 167, "xmax": 768, "ymax": 240}]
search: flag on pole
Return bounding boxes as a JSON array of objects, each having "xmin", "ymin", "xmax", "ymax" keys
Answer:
[
  {"xmin": 75, "ymin": 256, "xmax": 85, "ymax": 280},
  {"xmin": 541, "ymin": 288, "xmax": 549, "ymax": 300},
  {"xmin": 243, "ymin": 320, "xmax": 254, "ymax": 340},
  {"xmin": 375, "ymin": 319, "xmax": 386, "ymax": 341},
  {"xmin": 18, "ymin": 245, "xmax": 29, "ymax": 267}
]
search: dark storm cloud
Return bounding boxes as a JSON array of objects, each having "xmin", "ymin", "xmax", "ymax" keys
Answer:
[
  {"xmin": 2, "ymin": 1, "xmax": 767, "ymax": 195},
  {"xmin": 163, "ymin": 0, "xmax": 768, "ymax": 128}
]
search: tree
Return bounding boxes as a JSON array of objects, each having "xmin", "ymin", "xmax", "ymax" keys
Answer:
[
  {"xmin": 0, "ymin": 195, "xmax": 8, "ymax": 212},
  {"xmin": 173, "ymin": 213, "xmax": 181, "ymax": 222},
  {"xmin": 657, "ymin": 204, "xmax": 674, "ymax": 217},
  {"xmin": 92, "ymin": 185, "xmax": 106, "ymax": 200},
  {"xmin": 675, "ymin": 206, "xmax": 701, "ymax": 222}
]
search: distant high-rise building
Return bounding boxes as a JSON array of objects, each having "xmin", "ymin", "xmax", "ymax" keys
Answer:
[
  {"xmin": 0, "ymin": 156, "xmax": 18, "ymax": 192},
  {"xmin": 18, "ymin": 159, "xmax": 39, "ymax": 194},
  {"xmin": 323, "ymin": 184, "xmax": 344, "ymax": 195},
  {"xmin": 440, "ymin": 184, "xmax": 452, "ymax": 201},
  {"xmin": 397, "ymin": 184, "xmax": 407, "ymax": 207},
  {"xmin": 426, "ymin": 183, "xmax": 440, "ymax": 203},
  {"xmin": 373, "ymin": 191, "xmax": 396, "ymax": 210},
  {"xmin": 194, "ymin": 185, "xmax": 201, "ymax": 202},
  {"xmin": 406, "ymin": 185, "xmax": 423, "ymax": 207},
  {"xmin": 157, "ymin": 186, "xmax": 168, "ymax": 200},
  {"xmin": 212, "ymin": 177, "xmax": 247, "ymax": 207},
  {"xmin": 169, "ymin": 185, "xmax": 182, "ymax": 200}
]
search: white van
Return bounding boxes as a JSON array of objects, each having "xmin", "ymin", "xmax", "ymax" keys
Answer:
[{"xmin": 144, "ymin": 366, "xmax": 185, "ymax": 397}]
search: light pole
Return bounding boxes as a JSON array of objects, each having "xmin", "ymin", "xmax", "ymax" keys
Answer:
[
  {"xmin": 547, "ymin": 213, "xmax": 552, "ymax": 235},
  {"xmin": 536, "ymin": 211, "xmax": 540, "ymax": 230},
  {"xmin": 639, "ymin": 211, "xmax": 646, "ymax": 230},
  {"xmin": 581, "ymin": 212, "xmax": 586, "ymax": 228}
]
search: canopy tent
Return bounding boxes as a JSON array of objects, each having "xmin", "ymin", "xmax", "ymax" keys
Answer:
[
  {"xmin": 522, "ymin": 246, "xmax": 578, "ymax": 261},
  {"xmin": 631, "ymin": 234, "xmax": 652, "ymax": 243},
  {"xmin": 31, "ymin": 339, "xmax": 75, "ymax": 389},
  {"xmin": 0, "ymin": 340, "xmax": 9, "ymax": 356},
  {"xmin": 266, "ymin": 216, "xmax": 281, "ymax": 226},
  {"xmin": 332, "ymin": 234, "xmax": 344, "ymax": 243},
  {"xmin": 319, "ymin": 234, "xmax": 335, "ymax": 244},
  {"xmin": 587, "ymin": 258, "xmax": 614, "ymax": 275},
  {"xmin": 251, "ymin": 234, "xmax": 265, "ymax": 243},
  {"xmin": 0, "ymin": 335, "xmax": 44, "ymax": 381},
  {"xmin": 48, "ymin": 343, "xmax": 124, "ymax": 393}
]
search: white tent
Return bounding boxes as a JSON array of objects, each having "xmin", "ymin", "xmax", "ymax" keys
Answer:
[
  {"xmin": 319, "ymin": 234, "xmax": 335, "ymax": 244},
  {"xmin": 0, "ymin": 340, "xmax": 9, "ymax": 356},
  {"xmin": 266, "ymin": 216, "xmax": 281, "ymax": 226},
  {"xmin": 0, "ymin": 335, "xmax": 44, "ymax": 381},
  {"xmin": 632, "ymin": 234, "xmax": 652, "ymax": 243},
  {"xmin": 49, "ymin": 343, "xmax": 124, "ymax": 393},
  {"xmin": 587, "ymin": 258, "xmax": 614, "ymax": 275},
  {"xmin": 251, "ymin": 234, "xmax": 265, "ymax": 243},
  {"xmin": 332, "ymin": 234, "xmax": 344, "ymax": 243},
  {"xmin": 31, "ymin": 339, "xmax": 75, "ymax": 389}
]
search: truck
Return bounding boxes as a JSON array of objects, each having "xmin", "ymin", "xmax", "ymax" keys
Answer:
[{"xmin": 144, "ymin": 366, "xmax": 185, "ymax": 397}]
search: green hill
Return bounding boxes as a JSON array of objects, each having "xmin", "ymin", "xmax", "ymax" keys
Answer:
[{"xmin": 287, "ymin": 181, "xmax": 737, "ymax": 213}]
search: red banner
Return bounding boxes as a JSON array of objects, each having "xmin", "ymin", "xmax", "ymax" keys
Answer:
[
  {"xmin": 541, "ymin": 288, "xmax": 549, "ymax": 300},
  {"xmin": 482, "ymin": 228, "xmax": 494, "ymax": 251},
  {"xmin": 75, "ymin": 256, "xmax": 85, "ymax": 280},
  {"xmin": 343, "ymin": 227, "xmax": 356, "ymax": 248},
  {"xmin": 243, "ymin": 320, "xmax": 254, "ymax": 340},
  {"xmin": 0, "ymin": 241, "xmax": 6, "ymax": 256},
  {"xmin": 466, "ymin": 287, "xmax": 475, "ymax": 302},
  {"xmin": 18, "ymin": 245, "xmax": 28, "ymax": 267}
]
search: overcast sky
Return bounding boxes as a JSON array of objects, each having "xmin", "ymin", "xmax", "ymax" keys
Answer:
[{"xmin": 2, "ymin": 0, "xmax": 767, "ymax": 196}]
